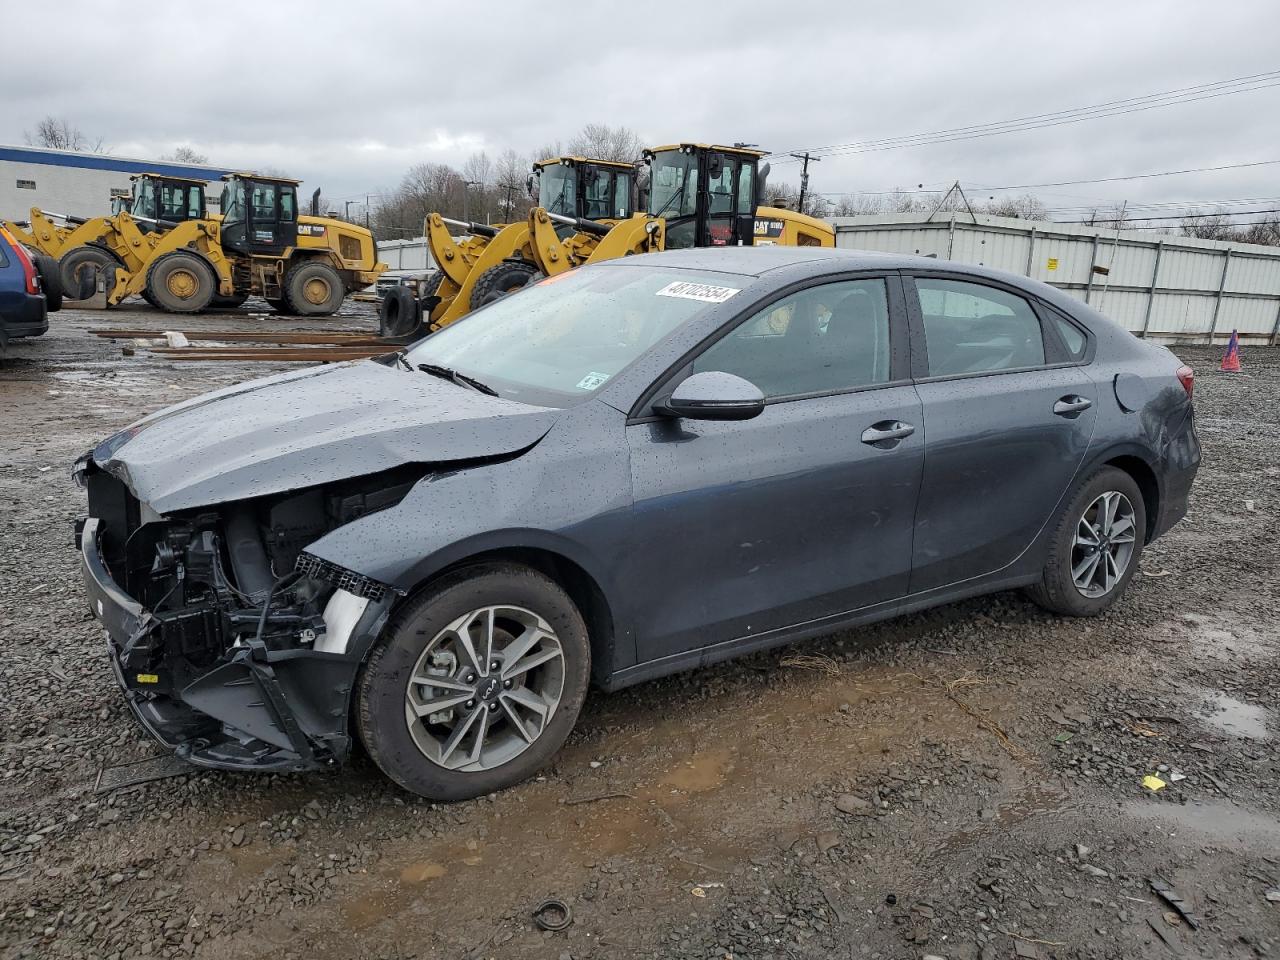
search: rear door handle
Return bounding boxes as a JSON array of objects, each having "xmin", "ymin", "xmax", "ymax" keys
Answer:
[
  {"xmin": 1053, "ymin": 395, "xmax": 1093, "ymax": 416},
  {"xmin": 861, "ymin": 420, "xmax": 915, "ymax": 446}
]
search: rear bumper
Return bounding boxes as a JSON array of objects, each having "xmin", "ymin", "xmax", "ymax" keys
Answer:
[
  {"xmin": 79, "ymin": 516, "xmax": 389, "ymax": 773},
  {"xmin": 1152, "ymin": 408, "xmax": 1201, "ymax": 540},
  {"xmin": 1, "ymin": 293, "xmax": 48, "ymax": 339}
]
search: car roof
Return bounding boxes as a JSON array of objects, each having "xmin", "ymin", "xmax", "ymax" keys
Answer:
[
  {"xmin": 603, "ymin": 245, "xmax": 937, "ymax": 277},
  {"xmin": 600, "ymin": 246, "xmax": 1106, "ymax": 321}
]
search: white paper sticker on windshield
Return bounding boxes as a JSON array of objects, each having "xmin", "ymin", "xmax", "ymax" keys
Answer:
[
  {"xmin": 656, "ymin": 281, "xmax": 740, "ymax": 304},
  {"xmin": 576, "ymin": 371, "xmax": 611, "ymax": 390}
]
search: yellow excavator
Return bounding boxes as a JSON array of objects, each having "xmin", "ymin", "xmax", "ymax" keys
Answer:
[
  {"xmin": 60, "ymin": 173, "xmax": 384, "ymax": 315},
  {"xmin": 386, "ymin": 143, "xmax": 833, "ymax": 337}
]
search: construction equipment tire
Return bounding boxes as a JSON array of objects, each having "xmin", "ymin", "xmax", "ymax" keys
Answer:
[
  {"xmin": 59, "ymin": 246, "xmax": 120, "ymax": 302},
  {"xmin": 285, "ymin": 261, "xmax": 345, "ymax": 317},
  {"xmin": 212, "ymin": 292, "xmax": 250, "ymax": 309},
  {"xmin": 471, "ymin": 261, "xmax": 540, "ymax": 308},
  {"xmin": 266, "ymin": 296, "xmax": 293, "ymax": 314},
  {"xmin": 32, "ymin": 254, "xmax": 62, "ymax": 312},
  {"xmin": 146, "ymin": 252, "xmax": 217, "ymax": 314},
  {"xmin": 379, "ymin": 286, "xmax": 419, "ymax": 338}
]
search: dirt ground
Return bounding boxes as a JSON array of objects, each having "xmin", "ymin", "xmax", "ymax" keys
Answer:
[{"xmin": 0, "ymin": 302, "xmax": 1277, "ymax": 960}]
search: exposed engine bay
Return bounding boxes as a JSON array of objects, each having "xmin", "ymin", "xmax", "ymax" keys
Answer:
[{"xmin": 76, "ymin": 462, "xmax": 424, "ymax": 770}]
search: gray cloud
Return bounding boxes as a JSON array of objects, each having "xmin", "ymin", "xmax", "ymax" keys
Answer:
[{"xmin": 5, "ymin": 0, "xmax": 1279, "ymax": 215}]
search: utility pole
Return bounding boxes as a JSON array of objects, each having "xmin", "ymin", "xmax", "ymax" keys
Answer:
[
  {"xmin": 790, "ymin": 152, "xmax": 820, "ymax": 213},
  {"xmin": 365, "ymin": 194, "xmax": 370, "ymax": 230},
  {"xmin": 462, "ymin": 180, "xmax": 480, "ymax": 222}
]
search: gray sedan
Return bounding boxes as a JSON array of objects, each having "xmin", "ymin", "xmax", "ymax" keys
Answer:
[{"xmin": 75, "ymin": 247, "xmax": 1200, "ymax": 799}]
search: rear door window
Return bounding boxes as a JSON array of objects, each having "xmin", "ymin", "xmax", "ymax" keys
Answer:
[{"xmin": 915, "ymin": 278, "xmax": 1045, "ymax": 377}]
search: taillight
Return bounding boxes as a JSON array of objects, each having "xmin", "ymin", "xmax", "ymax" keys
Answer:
[
  {"xmin": 1176, "ymin": 364, "xmax": 1194, "ymax": 400},
  {"xmin": 0, "ymin": 228, "xmax": 39, "ymax": 295}
]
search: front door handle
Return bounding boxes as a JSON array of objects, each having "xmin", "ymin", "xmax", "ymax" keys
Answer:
[
  {"xmin": 861, "ymin": 420, "xmax": 915, "ymax": 446},
  {"xmin": 1053, "ymin": 395, "xmax": 1093, "ymax": 417}
]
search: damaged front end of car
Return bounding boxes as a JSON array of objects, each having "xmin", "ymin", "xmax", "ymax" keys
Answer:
[{"xmin": 73, "ymin": 459, "xmax": 425, "ymax": 772}]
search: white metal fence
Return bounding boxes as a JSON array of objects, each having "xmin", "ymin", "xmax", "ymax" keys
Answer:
[
  {"xmin": 376, "ymin": 237, "xmax": 434, "ymax": 272},
  {"xmin": 831, "ymin": 213, "xmax": 1280, "ymax": 344}
]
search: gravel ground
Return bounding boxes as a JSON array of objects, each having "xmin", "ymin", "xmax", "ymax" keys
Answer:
[{"xmin": 0, "ymin": 304, "xmax": 1277, "ymax": 960}]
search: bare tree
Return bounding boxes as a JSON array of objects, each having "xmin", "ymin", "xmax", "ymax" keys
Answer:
[
  {"xmin": 1180, "ymin": 208, "xmax": 1235, "ymax": 241},
  {"xmin": 162, "ymin": 146, "xmax": 209, "ymax": 164},
  {"xmin": 494, "ymin": 149, "xmax": 534, "ymax": 220},
  {"xmin": 567, "ymin": 123, "xmax": 643, "ymax": 163},
  {"xmin": 24, "ymin": 116, "xmax": 105, "ymax": 153},
  {"xmin": 982, "ymin": 193, "xmax": 1047, "ymax": 220}
]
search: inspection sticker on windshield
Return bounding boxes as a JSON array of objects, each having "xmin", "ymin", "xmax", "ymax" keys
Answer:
[
  {"xmin": 576, "ymin": 371, "xmax": 611, "ymax": 390},
  {"xmin": 656, "ymin": 281, "xmax": 740, "ymax": 304}
]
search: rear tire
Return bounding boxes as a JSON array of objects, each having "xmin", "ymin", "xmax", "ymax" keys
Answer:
[
  {"xmin": 146, "ymin": 251, "xmax": 216, "ymax": 314},
  {"xmin": 59, "ymin": 246, "xmax": 120, "ymax": 302},
  {"xmin": 33, "ymin": 254, "xmax": 62, "ymax": 312},
  {"xmin": 265, "ymin": 296, "xmax": 293, "ymax": 314},
  {"xmin": 284, "ymin": 261, "xmax": 344, "ymax": 316},
  {"xmin": 378, "ymin": 286, "xmax": 419, "ymax": 338},
  {"xmin": 1027, "ymin": 466, "xmax": 1146, "ymax": 617},
  {"xmin": 471, "ymin": 260, "xmax": 539, "ymax": 308},
  {"xmin": 356, "ymin": 563, "xmax": 591, "ymax": 800}
]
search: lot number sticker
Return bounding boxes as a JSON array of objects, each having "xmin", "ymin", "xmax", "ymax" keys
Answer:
[
  {"xmin": 656, "ymin": 281, "xmax": 740, "ymax": 304},
  {"xmin": 576, "ymin": 371, "xmax": 611, "ymax": 390}
]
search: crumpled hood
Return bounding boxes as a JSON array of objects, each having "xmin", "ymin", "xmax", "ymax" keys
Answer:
[{"xmin": 92, "ymin": 360, "xmax": 560, "ymax": 513}]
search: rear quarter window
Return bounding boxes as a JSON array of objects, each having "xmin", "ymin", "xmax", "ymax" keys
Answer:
[{"xmin": 1050, "ymin": 311, "xmax": 1088, "ymax": 360}]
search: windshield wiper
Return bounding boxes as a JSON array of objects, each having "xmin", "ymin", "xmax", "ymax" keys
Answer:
[
  {"xmin": 394, "ymin": 350, "xmax": 413, "ymax": 371},
  {"xmin": 416, "ymin": 362, "xmax": 498, "ymax": 396},
  {"xmin": 652, "ymin": 176, "xmax": 688, "ymax": 219}
]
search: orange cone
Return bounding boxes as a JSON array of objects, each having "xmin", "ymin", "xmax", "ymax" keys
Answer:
[{"xmin": 1220, "ymin": 329, "xmax": 1242, "ymax": 372}]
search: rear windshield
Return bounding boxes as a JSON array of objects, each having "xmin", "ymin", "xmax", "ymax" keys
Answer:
[{"xmin": 406, "ymin": 265, "xmax": 746, "ymax": 407}]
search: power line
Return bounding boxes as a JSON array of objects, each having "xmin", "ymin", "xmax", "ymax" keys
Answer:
[
  {"xmin": 771, "ymin": 72, "xmax": 1280, "ymax": 160},
  {"xmin": 1060, "ymin": 206, "xmax": 1280, "ymax": 224},
  {"xmin": 808, "ymin": 158, "xmax": 1280, "ymax": 201}
]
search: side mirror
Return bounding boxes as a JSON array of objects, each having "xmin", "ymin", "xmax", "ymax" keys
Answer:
[{"xmin": 654, "ymin": 371, "xmax": 765, "ymax": 421}]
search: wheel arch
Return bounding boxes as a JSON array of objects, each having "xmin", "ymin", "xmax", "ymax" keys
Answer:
[
  {"xmin": 386, "ymin": 538, "xmax": 621, "ymax": 687},
  {"xmin": 1082, "ymin": 443, "xmax": 1161, "ymax": 544}
]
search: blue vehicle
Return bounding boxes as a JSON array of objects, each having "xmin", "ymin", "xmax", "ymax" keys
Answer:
[{"xmin": 0, "ymin": 225, "xmax": 55, "ymax": 358}]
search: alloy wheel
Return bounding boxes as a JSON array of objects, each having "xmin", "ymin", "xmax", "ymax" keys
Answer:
[
  {"xmin": 404, "ymin": 605, "xmax": 565, "ymax": 771},
  {"xmin": 1071, "ymin": 491, "xmax": 1137, "ymax": 598}
]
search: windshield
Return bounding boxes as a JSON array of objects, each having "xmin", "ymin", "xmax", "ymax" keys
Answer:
[
  {"xmin": 538, "ymin": 164, "xmax": 576, "ymax": 215},
  {"xmin": 405, "ymin": 264, "xmax": 746, "ymax": 407},
  {"xmin": 648, "ymin": 150, "xmax": 698, "ymax": 218},
  {"xmin": 221, "ymin": 180, "xmax": 245, "ymax": 224},
  {"xmin": 131, "ymin": 178, "xmax": 157, "ymax": 220}
]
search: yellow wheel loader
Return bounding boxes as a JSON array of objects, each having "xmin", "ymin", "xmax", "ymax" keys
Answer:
[
  {"xmin": 4, "ymin": 172, "xmax": 216, "ymax": 308},
  {"xmin": 378, "ymin": 156, "xmax": 640, "ymax": 336},
  {"xmin": 78, "ymin": 173, "xmax": 384, "ymax": 316}
]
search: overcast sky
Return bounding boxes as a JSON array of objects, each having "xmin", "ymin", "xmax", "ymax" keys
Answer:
[{"xmin": 5, "ymin": 1, "xmax": 1280, "ymax": 221}]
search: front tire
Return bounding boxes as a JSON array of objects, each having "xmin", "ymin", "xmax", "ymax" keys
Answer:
[
  {"xmin": 146, "ymin": 251, "xmax": 216, "ymax": 313},
  {"xmin": 356, "ymin": 564, "xmax": 591, "ymax": 800},
  {"xmin": 59, "ymin": 246, "xmax": 120, "ymax": 302},
  {"xmin": 1027, "ymin": 466, "xmax": 1146, "ymax": 617},
  {"xmin": 284, "ymin": 261, "xmax": 345, "ymax": 316},
  {"xmin": 471, "ymin": 260, "xmax": 539, "ymax": 308},
  {"xmin": 33, "ymin": 254, "xmax": 62, "ymax": 311}
]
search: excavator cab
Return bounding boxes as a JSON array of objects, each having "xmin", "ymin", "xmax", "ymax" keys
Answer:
[
  {"xmin": 127, "ymin": 173, "xmax": 208, "ymax": 228},
  {"xmin": 529, "ymin": 157, "xmax": 636, "ymax": 221},
  {"xmin": 218, "ymin": 173, "xmax": 299, "ymax": 256},
  {"xmin": 644, "ymin": 144, "xmax": 761, "ymax": 249}
]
